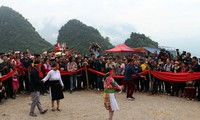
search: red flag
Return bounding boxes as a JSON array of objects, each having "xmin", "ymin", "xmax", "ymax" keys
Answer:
[{"xmin": 54, "ymin": 43, "xmax": 60, "ymax": 52}]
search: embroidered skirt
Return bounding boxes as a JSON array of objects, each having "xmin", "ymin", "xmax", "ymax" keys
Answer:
[{"xmin": 104, "ymin": 93, "xmax": 119, "ymax": 111}]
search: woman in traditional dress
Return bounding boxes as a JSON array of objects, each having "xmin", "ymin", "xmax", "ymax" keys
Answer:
[
  {"xmin": 103, "ymin": 68, "xmax": 123, "ymax": 120},
  {"xmin": 42, "ymin": 63, "xmax": 64, "ymax": 111}
]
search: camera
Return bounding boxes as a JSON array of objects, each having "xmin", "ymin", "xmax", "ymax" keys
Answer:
[{"xmin": 182, "ymin": 51, "xmax": 186, "ymax": 55}]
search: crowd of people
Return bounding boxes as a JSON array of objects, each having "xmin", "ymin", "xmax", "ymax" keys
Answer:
[{"xmin": 0, "ymin": 44, "xmax": 200, "ymax": 105}]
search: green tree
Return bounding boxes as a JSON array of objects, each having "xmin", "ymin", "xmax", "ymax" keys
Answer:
[
  {"xmin": 0, "ymin": 6, "xmax": 52, "ymax": 53},
  {"xmin": 124, "ymin": 32, "xmax": 158, "ymax": 48},
  {"xmin": 57, "ymin": 19, "xmax": 113, "ymax": 55}
]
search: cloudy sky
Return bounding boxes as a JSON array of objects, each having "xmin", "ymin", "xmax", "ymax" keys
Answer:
[{"xmin": 1, "ymin": 0, "xmax": 200, "ymax": 56}]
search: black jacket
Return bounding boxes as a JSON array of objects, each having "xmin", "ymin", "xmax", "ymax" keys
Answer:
[
  {"xmin": 30, "ymin": 67, "xmax": 41, "ymax": 92},
  {"xmin": 95, "ymin": 60, "xmax": 105, "ymax": 72},
  {"xmin": 0, "ymin": 61, "xmax": 12, "ymax": 75},
  {"xmin": 124, "ymin": 64, "xmax": 140, "ymax": 81},
  {"xmin": 192, "ymin": 63, "xmax": 200, "ymax": 72}
]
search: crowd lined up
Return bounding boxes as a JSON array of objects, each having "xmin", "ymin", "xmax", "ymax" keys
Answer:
[{"xmin": 0, "ymin": 45, "xmax": 200, "ymax": 102}]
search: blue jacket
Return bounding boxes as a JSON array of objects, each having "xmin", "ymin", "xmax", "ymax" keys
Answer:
[{"xmin": 124, "ymin": 64, "xmax": 141, "ymax": 81}]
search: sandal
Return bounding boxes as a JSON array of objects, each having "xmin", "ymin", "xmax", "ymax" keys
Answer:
[
  {"xmin": 52, "ymin": 108, "xmax": 56, "ymax": 111},
  {"xmin": 57, "ymin": 108, "xmax": 61, "ymax": 111}
]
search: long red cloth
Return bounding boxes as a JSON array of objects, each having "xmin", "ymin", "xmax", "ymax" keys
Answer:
[
  {"xmin": 3, "ymin": 67, "xmax": 200, "ymax": 82},
  {"xmin": 0, "ymin": 69, "xmax": 17, "ymax": 81},
  {"xmin": 59, "ymin": 68, "xmax": 85, "ymax": 75},
  {"xmin": 151, "ymin": 71, "xmax": 200, "ymax": 82},
  {"xmin": 87, "ymin": 68, "xmax": 148, "ymax": 79}
]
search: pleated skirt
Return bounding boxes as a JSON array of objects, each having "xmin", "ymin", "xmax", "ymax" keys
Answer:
[{"xmin": 49, "ymin": 81, "xmax": 64, "ymax": 101}]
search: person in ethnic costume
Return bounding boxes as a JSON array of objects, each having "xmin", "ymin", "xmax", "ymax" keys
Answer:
[
  {"xmin": 42, "ymin": 63, "xmax": 64, "ymax": 111},
  {"xmin": 103, "ymin": 68, "xmax": 123, "ymax": 120}
]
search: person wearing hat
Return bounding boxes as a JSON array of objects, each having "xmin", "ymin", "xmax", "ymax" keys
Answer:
[
  {"xmin": 29, "ymin": 60, "xmax": 48, "ymax": 117},
  {"xmin": 103, "ymin": 68, "xmax": 123, "ymax": 120},
  {"xmin": 42, "ymin": 62, "xmax": 64, "ymax": 111}
]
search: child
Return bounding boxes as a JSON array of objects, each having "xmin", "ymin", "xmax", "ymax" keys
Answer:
[
  {"xmin": 12, "ymin": 73, "xmax": 19, "ymax": 98},
  {"xmin": 0, "ymin": 80, "xmax": 7, "ymax": 102},
  {"xmin": 103, "ymin": 68, "xmax": 123, "ymax": 120}
]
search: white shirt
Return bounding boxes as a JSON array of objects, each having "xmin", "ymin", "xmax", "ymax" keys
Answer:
[
  {"xmin": 105, "ymin": 62, "xmax": 116, "ymax": 69},
  {"xmin": 42, "ymin": 70, "xmax": 64, "ymax": 87}
]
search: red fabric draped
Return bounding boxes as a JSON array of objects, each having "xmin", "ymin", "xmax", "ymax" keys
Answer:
[
  {"xmin": 87, "ymin": 68, "xmax": 148, "ymax": 79},
  {"xmin": 0, "ymin": 68, "xmax": 148, "ymax": 81},
  {"xmin": 151, "ymin": 71, "xmax": 200, "ymax": 82},
  {"xmin": 5, "ymin": 67, "xmax": 200, "ymax": 82},
  {"xmin": 0, "ymin": 69, "xmax": 17, "ymax": 81},
  {"xmin": 87, "ymin": 68, "xmax": 106, "ymax": 76},
  {"xmin": 59, "ymin": 68, "xmax": 85, "ymax": 75}
]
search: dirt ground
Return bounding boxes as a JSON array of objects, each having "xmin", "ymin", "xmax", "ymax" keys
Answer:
[{"xmin": 0, "ymin": 90, "xmax": 200, "ymax": 120}]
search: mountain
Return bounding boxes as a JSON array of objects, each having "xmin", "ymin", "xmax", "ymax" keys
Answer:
[
  {"xmin": 0, "ymin": 6, "xmax": 52, "ymax": 53},
  {"xmin": 57, "ymin": 19, "xmax": 113, "ymax": 55},
  {"xmin": 124, "ymin": 32, "xmax": 158, "ymax": 48}
]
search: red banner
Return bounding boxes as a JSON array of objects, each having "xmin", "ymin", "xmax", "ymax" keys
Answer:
[
  {"xmin": 0, "ymin": 69, "xmax": 17, "ymax": 81},
  {"xmin": 54, "ymin": 43, "xmax": 60, "ymax": 52},
  {"xmin": 87, "ymin": 68, "xmax": 148, "ymax": 79},
  {"xmin": 87, "ymin": 68, "xmax": 106, "ymax": 76},
  {"xmin": 151, "ymin": 71, "xmax": 200, "ymax": 82},
  {"xmin": 54, "ymin": 43, "xmax": 66, "ymax": 52},
  {"xmin": 3, "ymin": 67, "xmax": 200, "ymax": 82},
  {"xmin": 59, "ymin": 68, "xmax": 85, "ymax": 75}
]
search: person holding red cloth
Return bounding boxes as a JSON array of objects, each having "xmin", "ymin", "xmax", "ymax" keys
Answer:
[{"xmin": 123, "ymin": 58, "xmax": 145, "ymax": 100}]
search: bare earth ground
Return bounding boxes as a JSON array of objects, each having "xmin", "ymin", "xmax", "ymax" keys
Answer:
[{"xmin": 0, "ymin": 91, "xmax": 200, "ymax": 120}]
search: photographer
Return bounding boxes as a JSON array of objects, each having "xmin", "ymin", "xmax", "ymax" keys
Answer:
[
  {"xmin": 89, "ymin": 42, "xmax": 101, "ymax": 59},
  {"xmin": 185, "ymin": 52, "xmax": 192, "ymax": 64},
  {"xmin": 158, "ymin": 49, "xmax": 167, "ymax": 62},
  {"xmin": 176, "ymin": 49, "xmax": 186, "ymax": 62}
]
